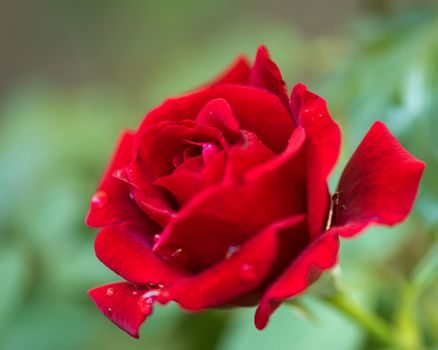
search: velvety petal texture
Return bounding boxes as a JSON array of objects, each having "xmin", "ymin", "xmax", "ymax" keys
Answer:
[
  {"xmin": 248, "ymin": 46, "xmax": 290, "ymax": 110},
  {"xmin": 291, "ymin": 83, "xmax": 341, "ymax": 239},
  {"xmin": 95, "ymin": 222, "xmax": 189, "ymax": 285},
  {"xmin": 88, "ymin": 282, "xmax": 153, "ymax": 338},
  {"xmin": 333, "ymin": 121, "xmax": 425, "ymax": 234},
  {"xmin": 86, "ymin": 46, "xmax": 425, "ymax": 338},
  {"xmin": 86, "ymin": 131, "xmax": 146, "ymax": 227}
]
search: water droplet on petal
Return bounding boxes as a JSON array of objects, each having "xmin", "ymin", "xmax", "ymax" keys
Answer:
[
  {"xmin": 132, "ymin": 290, "xmax": 138, "ymax": 296},
  {"xmin": 332, "ymin": 192, "xmax": 340, "ymax": 205},
  {"xmin": 107, "ymin": 307, "xmax": 113, "ymax": 319},
  {"xmin": 153, "ymin": 234, "xmax": 161, "ymax": 245},
  {"xmin": 225, "ymin": 246, "xmax": 240, "ymax": 259},
  {"xmin": 138, "ymin": 290, "xmax": 161, "ymax": 315},
  {"xmin": 202, "ymin": 143, "xmax": 220, "ymax": 163},
  {"xmin": 147, "ymin": 282, "xmax": 161, "ymax": 289},
  {"xmin": 156, "ymin": 244, "xmax": 189, "ymax": 267},
  {"xmin": 106, "ymin": 287, "xmax": 114, "ymax": 297},
  {"xmin": 138, "ymin": 298, "xmax": 153, "ymax": 315},
  {"xmin": 318, "ymin": 113, "xmax": 323, "ymax": 118},
  {"xmin": 304, "ymin": 108, "xmax": 310, "ymax": 113},
  {"xmin": 239, "ymin": 263, "xmax": 257, "ymax": 281},
  {"xmin": 113, "ymin": 168, "xmax": 129, "ymax": 181},
  {"xmin": 91, "ymin": 190, "xmax": 109, "ymax": 209}
]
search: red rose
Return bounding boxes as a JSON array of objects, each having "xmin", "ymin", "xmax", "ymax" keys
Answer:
[{"xmin": 86, "ymin": 46, "xmax": 425, "ymax": 338}]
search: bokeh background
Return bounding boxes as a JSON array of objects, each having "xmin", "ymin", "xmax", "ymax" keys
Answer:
[{"xmin": 1, "ymin": 0, "xmax": 438, "ymax": 349}]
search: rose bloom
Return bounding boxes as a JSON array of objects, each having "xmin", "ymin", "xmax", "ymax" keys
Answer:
[{"xmin": 86, "ymin": 46, "xmax": 425, "ymax": 338}]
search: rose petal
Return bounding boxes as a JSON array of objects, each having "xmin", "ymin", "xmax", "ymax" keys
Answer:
[
  {"xmin": 333, "ymin": 121, "xmax": 425, "ymax": 236},
  {"xmin": 154, "ymin": 162, "xmax": 203, "ymax": 206},
  {"xmin": 223, "ymin": 130, "xmax": 276, "ymax": 183},
  {"xmin": 209, "ymin": 56, "xmax": 251, "ymax": 86},
  {"xmin": 86, "ymin": 131, "xmax": 146, "ymax": 228},
  {"xmin": 255, "ymin": 229, "xmax": 340, "ymax": 330},
  {"xmin": 137, "ymin": 85, "xmax": 294, "ymax": 153},
  {"xmin": 154, "ymin": 127, "xmax": 307, "ymax": 272},
  {"xmin": 249, "ymin": 45, "xmax": 290, "ymax": 110},
  {"xmin": 291, "ymin": 83, "xmax": 341, "ymax": 239},
  {"xmin": 122, "ymin": 157, "xmax": 177, "ymax": 227},
  {"xmin": 95, "ymin": 222, "xmax": 189, "ymax": 285},
  {"xmin": 196, "ymin": 98, "xmax": 241, "ymax": 142},
  {"xmin": 139, "ymin": 120, "xmax": 224, "ymax": 178},
  {"xmin": 88, "ymin": 282, "xmax": 150, "ymax": 338},
  {"xmin": 254, "ymin": 121, "xmax": 425, "ymax": 329},
  {"xmin": 162, "ymin": 215, "xmax": 306, "ymax": 311}
]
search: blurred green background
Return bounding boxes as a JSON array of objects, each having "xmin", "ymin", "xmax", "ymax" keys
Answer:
[{"xmin": 1, "ymin": 0, "xmax": 438, "ymax": 349}]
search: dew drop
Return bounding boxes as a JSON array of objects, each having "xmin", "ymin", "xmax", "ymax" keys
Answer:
[
  {"xmin": 107, "ymin": 307, "xmax": 113, "ymax": 319},
  {"xmin": 113, "ymin": 168, "xmax": 128, "ymax": 181},
  {"xmin": 132, "ymin": 290, "xmax": 138, "ymax": 296},
  {"xmin": 91, "ymin": 190, "xmax": 109, "ymax": 209},
  {"xmin": 138, "ymin": 290, "xmax": 161, "ymax": 315},
  {"xmin": 304, "ymin": 108, "xmax": 310, "ymax": 113},
  {"xmin": 156, "ymin": 244, "xmax": 189, "ymax": 267},
  {"xmin": 153, "ymin": 234, "xmax": 161, "ymax": 245},
  {"xmin": 225, "ymin": 246, "xmax": 240, "ymax": 259},
  {"xmin": 332, "ymin": 192, "xmax": 340, "ymax": 205},
  {"xmin": 147, "ymin": 282, "xmax": 163, "ymax": 289},
  {"xmin": 318, "ymin": 113, "xmax": 323, "ymax": 118},
  {"xmin": 239, "ymin": 263, "xmax": 257, "ymax": 281},
  {"xmin": 106, "ymin": 287, "xmax": 114, "ymax": 297},
  {"xmin": 138, "ymin": 298, "xmax": 153, "ymax": 315},
  {"xmin": 202, "ymin": 143, "xmax": 220, "ymax": 163}
]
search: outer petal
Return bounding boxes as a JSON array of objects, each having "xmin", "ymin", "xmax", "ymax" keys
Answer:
[
  {"xmin": 291, "ymin": 83, "xmax": 341, "ymax": 239},
  {"xmin": 95, "ymin": 222, "xmax": 189, "ymax": 285},
  {"xmin": 333, "ymin": 121, "xmax": 425, "ymax": 236},
  {"xmin": 86, "ymin": 131, "xmax": 146, "ymax": 227},
  {"xmin": 249, "ymin": 45, "xmax": 290, "ymax": 110},
  {"xmin": 255, "ymin": 229, "xmax": 340, "ymax": 330},
  {"xmin": 137, "ymin": 85, "xmax": 294, "ymax": 153},
  {"xmin": 161, "ymin": 216, "xmax": 306, "ymax": 311},
  {"xmin": 254, "ymin": 122, "xmax": 425, "ymax": 330},
  {"xmin": 154, "ymin": 128, "xmax": 307, "ymax": 272},
  {"xmin": 88, "ymin": 282, "xmax": 150, "ymax": 338},
  {"xmin": 208, "ymin": 56, "xmax": 251, "ymax": 86}
]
